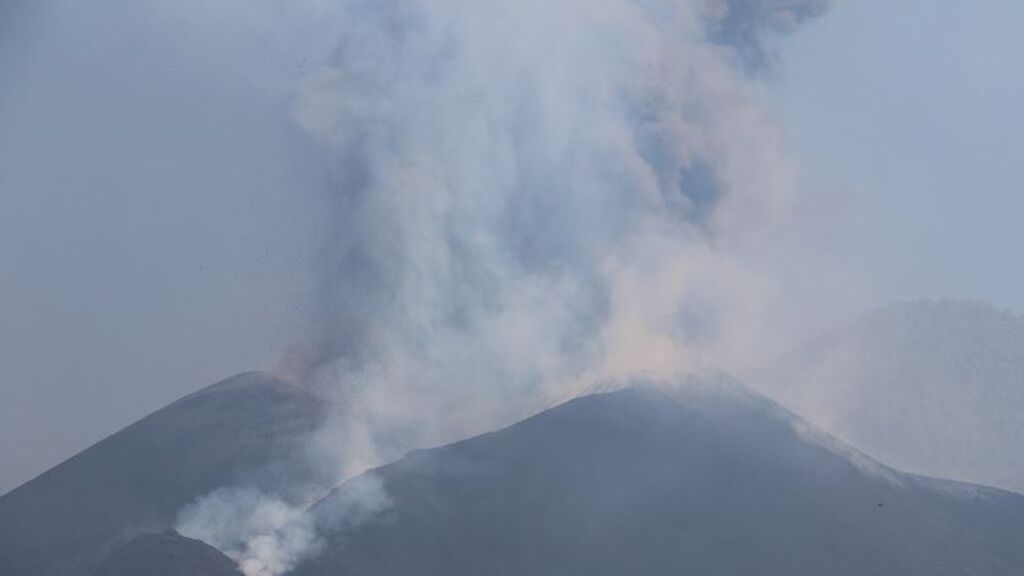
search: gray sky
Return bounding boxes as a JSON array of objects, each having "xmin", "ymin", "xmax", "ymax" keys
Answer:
[
  {"xmin": 0, "ymin": 1, "xmax": 333, "ymax": 493},
  {"xmin": 763, "ymin": 0, "xmax": 1024, "ymax": 337},
  {"xmin": 2, "ymin": 0, "xmax": 1023, "ymax": 494}
]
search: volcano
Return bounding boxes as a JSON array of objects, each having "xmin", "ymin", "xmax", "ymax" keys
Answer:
[
  {"xmin": 0, "ymin": 372, "xmax": 326, "ymax": 576},
  {"xmin": 294, "ymin": 383, "xmax": 1024, "ymax": 575},
  {"xmin": 2, "ymin": 373, "xmax": 1022, "ymax": 575}
]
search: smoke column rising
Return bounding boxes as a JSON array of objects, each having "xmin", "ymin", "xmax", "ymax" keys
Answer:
[
  {"xmin": 295, "ymin": 0, "xmax": 830, "ymax": 475},
  {"xmin": 178, "ymin": 1, "xmax": 831, "ymax": 573}
]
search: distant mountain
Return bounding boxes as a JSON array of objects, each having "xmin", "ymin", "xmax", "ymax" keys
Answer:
[
  {"xmin": 293, "ymin": 382, "xmax": 1024, "ymax": 575},
  {"xmin": 0, "ymin": 372, "xmax": 326, "ymax": 576},
  {"xmin": 92, "ymin": 530, "xmax": 242, "ymax": 576},
  {"xmin": 762, "ymin": 299, "xmax": 1024, "ymax": 493}
]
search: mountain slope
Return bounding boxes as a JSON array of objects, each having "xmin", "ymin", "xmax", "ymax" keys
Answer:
[
  {"xmin": 295, "ymin": 383, "xmax": 1024, "ymax": 576},
  {"xmin": 0, "ymin": 371, "xmax": 326, "ymax": 576},
  {"xmin": 91, "ymin": 530, "xmax": 242, "ymax": 576},
  {"xmin": 762, "ymin": 299, "xmax": 1024, "ymax": 493}
]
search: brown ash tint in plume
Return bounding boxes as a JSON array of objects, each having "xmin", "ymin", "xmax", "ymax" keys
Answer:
[
  {"xmin": 292, "ymin": 0, "xmax": 831, "ymax": 475},
  {"xmin": 178, "ymin": 1, "xmax": 830, "ymax": 574}
]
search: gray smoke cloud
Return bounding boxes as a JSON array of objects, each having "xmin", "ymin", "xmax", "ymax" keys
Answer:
[
  {"xmin": 178, "ymin": 0, "xmax": 831, "ymax": 572},
  {"xmin": 294, "ymin": 0, "xmax": 829, "ymax": 477},
  {"xmin": 705, "ymin": 0, "xmax": 834, "ymax": 69}
]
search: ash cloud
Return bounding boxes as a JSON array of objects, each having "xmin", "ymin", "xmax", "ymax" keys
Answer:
[
  {"xmin": 181, "ymin": 0, "xmax": 831, "ymax": 572},
  {"xmin": 292, "ymin": 0, "xmax": 830, "ymax": 479}
]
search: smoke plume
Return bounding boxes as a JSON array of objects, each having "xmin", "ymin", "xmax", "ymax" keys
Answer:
[
  {"xmin": 178, "ymin": 475, "xmax": 390, "ymax": 576},
  {"xmin": 294, "ymin": 0, "xmax": 828, "ymax": 476},
  {"xmin": 178, "ymin": 488, "xmax": 319, "ymax": 576},
  {"xmin": 180, "ymin": 0, "xmax": 830, "ymax": 573}
]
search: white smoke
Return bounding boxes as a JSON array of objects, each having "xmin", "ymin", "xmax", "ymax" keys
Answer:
[
  {"xmin": 293, "ymin": 0, "xmax": 822, "ymax": 478},
  {"xmin": 176, "ymin": 476, "xmax": 390, "ymax": 576},
  {"xmin": 177, "ymin": 488, "xmax": 320, "ymax": 576},
  {"xmin": 179, "ymin": 0, "xmax": 830, "ymax": 572}
]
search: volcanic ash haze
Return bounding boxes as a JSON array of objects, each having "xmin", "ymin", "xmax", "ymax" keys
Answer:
[
  {"xmin": 763, "ymin": 300, "xmax": 1024, "ymax": 494},
  {"xmin": 6, "ymin": 1, "xmax": 1024, "ymax": 575},
  {"xmin": 289, "ymin": 0, "xmax": 831, "ymax": 478},
  {"xmin": 174, "ymin": 0, "xmax": 834, "ymax": 573}
]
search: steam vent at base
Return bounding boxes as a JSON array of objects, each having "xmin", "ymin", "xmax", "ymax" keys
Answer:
[{"xmin": 1, "ymin": 372, "xmax": 1022, "ymax": 576}]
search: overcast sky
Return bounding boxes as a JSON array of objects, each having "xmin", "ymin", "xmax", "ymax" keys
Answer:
[
  {"xmin": 764, "ymin": 0, "xmax": 1024, "ymax": 333},
  {"xmin": 0, "ymin": 0, "xmax": 335, "ymax": 493},
  {"xmin": 2, "ymin": 0, "xmax": 1023, "ymax": 494}
]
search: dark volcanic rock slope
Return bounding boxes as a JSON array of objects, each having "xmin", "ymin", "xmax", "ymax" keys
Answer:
[
  {"xmin": 91, "ymin": 530, "xmax": 242, "ymax": 576},
  {"xmin": 763, "ymin": 299, "xmax": 1024, "ymax": 493},
  {"xmin": 0, "ymin": 372, "xmax": 326, "ymax": 576},
  {"xmin": 296, "ymin": 385, "xmax": 1024, "ymax": 576}
]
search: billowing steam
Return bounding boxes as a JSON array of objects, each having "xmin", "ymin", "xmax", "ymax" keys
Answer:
[
  {"xmin": 178, "ymin": 0, "xmax": 831, "ymax": 573},
  {"xmin": 178, "ymin": 488, "xmax": 319, "ymax": 576},
  {"xmin": 292, "ymin": 0, "xmax": 830, "ymax": 476},
  {"xmin": 178, "ymin": 475, "xmax": 390, "ymax": 576}
]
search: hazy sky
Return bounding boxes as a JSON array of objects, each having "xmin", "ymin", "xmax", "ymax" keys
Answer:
[
  {"xmin": 0, "ymin": 1, "xmax": 335, "ymax": 493},
  {"xmin": 2, "ymin": 0, "xmax": 1023, "ymax": 494},
  {"xmin": 764, "ymin": 0, "xmax": 1024, "ymax": 333}
]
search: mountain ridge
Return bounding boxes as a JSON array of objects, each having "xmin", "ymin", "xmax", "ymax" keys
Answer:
[
  {"xmin": 0, "ymin": 371, "xmax": 327, "ymax": 576},
  {"xmin": 761, "ymin": 298, "xmax": 1024, "ymax": 493},
  {"xmin": 293, "ymin": 384, "xmax": 1024, "ymax": 575},
  {"xmin": 4, "ymin": 369, "xmax": 1023, "ymax": 576}
]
